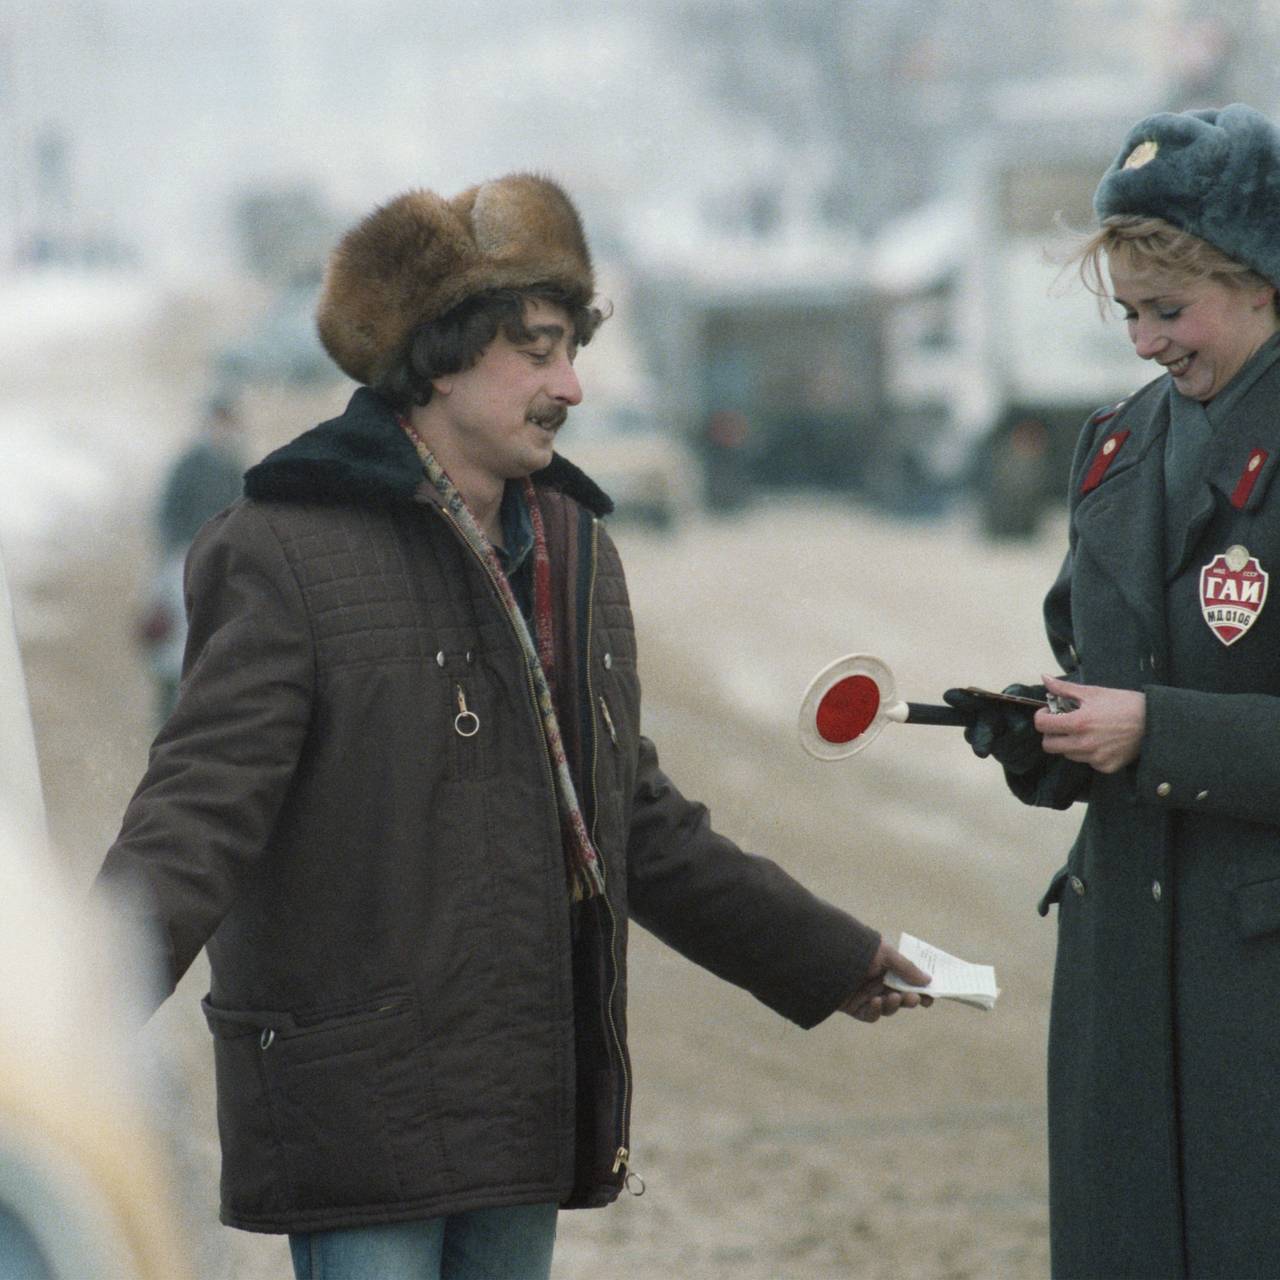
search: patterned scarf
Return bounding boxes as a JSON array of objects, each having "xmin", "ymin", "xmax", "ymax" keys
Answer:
[{"xmin": 400, "ymin": 419, "xmax": 605, "ymax": 900}]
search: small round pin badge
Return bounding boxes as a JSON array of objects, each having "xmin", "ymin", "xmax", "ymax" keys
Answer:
[{"xmin": 1124, "ymin": 140, "xmax": 1159, "ymax": 170}]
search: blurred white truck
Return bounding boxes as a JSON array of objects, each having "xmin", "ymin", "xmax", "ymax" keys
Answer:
[{"xmin": 871, "ymin": 79, "xmax": 1155, "ymax": 534}]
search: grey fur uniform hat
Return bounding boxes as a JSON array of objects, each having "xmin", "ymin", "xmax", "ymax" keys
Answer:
[
  {"xmin": 316, "ymin": 173, "xmax": 594, "ymax": 386},
  {"xmin": 1093, "ymin": 103, "xmax": 1280, "ymax": 286}
]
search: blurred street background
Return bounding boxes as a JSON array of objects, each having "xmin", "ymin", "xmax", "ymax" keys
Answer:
[{"xmin": 3, "ymin": 1, "xmax": 1280, "ymax": 1276}]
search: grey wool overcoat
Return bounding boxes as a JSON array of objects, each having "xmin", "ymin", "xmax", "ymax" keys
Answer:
[{"xmin": 1011, "ymin": 358, "xmax": 1280, "ymax": 1280}]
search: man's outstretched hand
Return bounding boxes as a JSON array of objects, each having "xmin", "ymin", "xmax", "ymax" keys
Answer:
[{"xmin": 840, "ymin": 938, "xmax": 933, "ymax": 1023}]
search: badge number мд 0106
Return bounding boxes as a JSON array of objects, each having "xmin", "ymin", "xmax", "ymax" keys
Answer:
[{"xmin": 1200, "ymin": 545, "xmax": 1268, "ymax": 646}]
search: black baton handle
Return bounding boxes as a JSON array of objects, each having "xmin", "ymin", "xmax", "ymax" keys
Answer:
[{"xmin": 904, "ymin": 701, "xmax": 968, "ymax": 727}]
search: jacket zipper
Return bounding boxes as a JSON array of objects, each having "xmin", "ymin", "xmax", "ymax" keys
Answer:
[
  {"xmin": 434, "ymin": 505, "xmax": 636, "ymax": 1194},
  {"xmin": 257, "ymin": 999, "xmax": 406, "ymax": 1050},
  {"xmin": 582, "ymin": 517, "xmax": 638, "ymax": 1193}
]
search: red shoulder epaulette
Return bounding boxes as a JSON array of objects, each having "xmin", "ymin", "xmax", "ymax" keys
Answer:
[
  {"xmin": 1090, "ymin": 393, "xmax": 1131, "ymax": 425},
  {"xmin": 1080, "ymin": 428, "xmax": 1131, "ymax": 495},
  {"xmin": 1231, "ymin": 448, "xmax": 1270, "ymax": 509}
]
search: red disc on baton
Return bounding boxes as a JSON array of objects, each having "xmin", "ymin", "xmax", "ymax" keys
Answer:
[
  {"xmin": 801, "ymin": 651, "xmax": 969, "ymax": 761},
  {"xmin": 799, "ymin": 653, "xmax": 901, "ymax": 760},
  {"xmin": 815, "ymin": 675, "xmax": 880, "ymax": 744}
]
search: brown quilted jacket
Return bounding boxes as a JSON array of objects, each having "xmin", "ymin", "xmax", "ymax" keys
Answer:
[{"xmin": 97, "ymin": 389, "xmax": 879, "ymax": 1234}]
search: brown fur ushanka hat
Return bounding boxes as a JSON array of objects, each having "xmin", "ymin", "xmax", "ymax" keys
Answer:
[{"xmin": 316, "ymin": 173, "xmax": 595, "ymax": 385}]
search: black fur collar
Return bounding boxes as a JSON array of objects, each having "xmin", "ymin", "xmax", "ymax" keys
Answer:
[{"xmin": 244, "ymin": 387, "xmax": 614, "ymax": 516}]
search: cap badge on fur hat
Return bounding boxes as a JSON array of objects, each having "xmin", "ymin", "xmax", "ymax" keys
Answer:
[
  {"xmin": 316, "ymin": 173, "xmax": 594, "ymax": 386},
  {"xmin": 1094, "ymin": 103, "xmax": 1280, "ymax": 287},
  {"xmin": 1123, "ymin": 140, "xmax": 1159, "ymax": 170}
]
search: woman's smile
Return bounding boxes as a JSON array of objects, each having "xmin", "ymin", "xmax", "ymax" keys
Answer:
[{"xmin": 1108, "ymin": 256, "xmax": 1280, "ymax": 402}]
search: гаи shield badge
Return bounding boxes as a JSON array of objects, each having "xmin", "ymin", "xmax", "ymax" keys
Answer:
[{"xmin": 1200, "ymin": 545, "xmax": 1268, "ymax": 646}]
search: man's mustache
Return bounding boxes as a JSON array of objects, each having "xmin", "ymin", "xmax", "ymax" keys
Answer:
[{"xmin": 528, "ymin": 405, "xmax": 568, "ymax": 430}]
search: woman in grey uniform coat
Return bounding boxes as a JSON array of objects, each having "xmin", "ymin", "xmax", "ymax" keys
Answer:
[{"xmin": 945, "ymin": 104, "xmax": 1280, "ymax": 1279}]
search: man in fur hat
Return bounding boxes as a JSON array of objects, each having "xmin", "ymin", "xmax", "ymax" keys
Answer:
[{"xmin": 96, "ymin": 174, "xmax": 931, "ymax": 1280}]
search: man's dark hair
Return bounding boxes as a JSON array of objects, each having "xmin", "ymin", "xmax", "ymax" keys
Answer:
[{"xmin": 373, "ymin": 283, "xmax": 608, "ymax": 412}]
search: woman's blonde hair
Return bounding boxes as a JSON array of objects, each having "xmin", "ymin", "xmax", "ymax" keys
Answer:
[{"xmin": 1072, "ymin": 215, "xmax": 1279, "ymax": 315}]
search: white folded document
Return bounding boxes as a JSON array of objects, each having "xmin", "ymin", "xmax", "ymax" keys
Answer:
[{"xmin": 883, "ymin": 932, "xmax": 1000, "ymax": 1011}]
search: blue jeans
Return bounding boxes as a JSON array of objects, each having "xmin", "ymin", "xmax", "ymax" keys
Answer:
[{"xmin": 288, "ymin": 1203, "xmax": 558, "ymax": 1280}]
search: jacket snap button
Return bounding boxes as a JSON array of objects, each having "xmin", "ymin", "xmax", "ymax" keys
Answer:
[
  {"xmin": 436, "ymin": 651, "xmax": 446, "ymax": 667},
  {"xmin": 1152, "ymin": 881, "xmax": 1162, "ymax": 902},
  {"xmin": 1069, "ymin": 875, "xmax": 1086, "ymax": 897},
  {"xmin": 1156, "ymin": 782, "xmax": 1171, "ymax": 798},
  {"xmin": 603, "ymin": 652, "xmax": 612, "ymax": 670},
  {"xmin": 1195, "ymin": 790, "xmax": 1209, "ymax": 802}
]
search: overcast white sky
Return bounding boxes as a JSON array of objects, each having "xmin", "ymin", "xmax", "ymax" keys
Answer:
[{"xmin": 4, "ymin": 1, "xmax": 787, "ymax": 276}]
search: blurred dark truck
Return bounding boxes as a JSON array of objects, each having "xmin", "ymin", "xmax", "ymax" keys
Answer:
[{"xmin": 628, "ymin": 234, "xmax": 882, "ymax": 513}]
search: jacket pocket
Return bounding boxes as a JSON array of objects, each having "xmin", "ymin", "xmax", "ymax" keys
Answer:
[
  {"xmin": 202, "ymin": 999, "xmax": 291, "ymax": 1217},
  {"xmin": 1234, "ymin": 877, "xmax": 1280, "ymax": 940},
  {"xmin": 203, "ymin": 995, "xmax": 422, "ymax": 1213}
]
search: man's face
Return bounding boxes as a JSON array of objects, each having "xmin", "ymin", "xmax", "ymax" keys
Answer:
[{"xmin": 430, "ymin": 299, "xmax": 583, "ymax": 483}]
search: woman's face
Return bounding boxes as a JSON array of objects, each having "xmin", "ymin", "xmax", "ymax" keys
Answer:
[{"xmin": 1107, "ymin": 255, "xmax": 1280, "ymax": 402}]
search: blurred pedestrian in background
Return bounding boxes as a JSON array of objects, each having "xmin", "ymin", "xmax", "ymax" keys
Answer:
[
  {"xmin": 135, "ymin": 390, "xmax": 247, "ymax": 723},
  {"xmin": 95, "ymin": 173, "xmax": 932, "ymax": 1280},
  {"xmin": 946, "ymin": 104, "xmax": 1280, "ymax": 1279},
  {"xmin": 701, "ymin": 407, "xmax": 752, "ymax": 512}
]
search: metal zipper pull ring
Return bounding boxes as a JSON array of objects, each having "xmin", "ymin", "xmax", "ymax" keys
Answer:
[
  {"xmin": 599, "ymin": 696, "xmax": 618, "ymax": 748},
  {"xmin": 454, "ymin": 684, "xmax": 480, "ymax": 738},
  {"xmin": 612, "ymin": 1147, "xmax": 645, "ymax": 1196}
]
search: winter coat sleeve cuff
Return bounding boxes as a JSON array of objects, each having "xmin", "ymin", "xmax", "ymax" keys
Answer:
[{"xmin": 1137, "ymin": 683, "xmax": 1280, "ymax": 824}]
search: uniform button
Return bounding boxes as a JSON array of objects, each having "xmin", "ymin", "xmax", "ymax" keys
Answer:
[
  {"xmin": 603, "ymin": 652, "xmax": 613, "ymax": 670},
  {"xmin": 465, "ymin": 650, "xmax": 474, "ymax": 665},
  {"xmin": 1069, "ymin": 875, "xmax": 1086, "ymax": 897},
  {"xmin": 436, "ymin": 650, "xmax": 446, "ymax": 667},
  {"xmin": 1156, "ymin": 782, "xmax": 1171, "ymax": 798},
  {"xmin": 1195, "ymin": 790, "xmax": 1209, "ymax": 802},
  {"xmin": 1152, "ymin": 881, "xmax": 1163, "ymax": 902}
]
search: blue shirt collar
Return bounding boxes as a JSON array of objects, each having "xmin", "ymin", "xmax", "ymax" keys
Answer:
[{"xmin": 495, "ymin": 481, "xmax": 534, "ymax": 576}]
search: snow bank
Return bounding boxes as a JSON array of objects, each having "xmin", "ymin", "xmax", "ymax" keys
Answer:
[{"xmin": 0, "ymin": 271, "xmax": 171, "ymax": 610}]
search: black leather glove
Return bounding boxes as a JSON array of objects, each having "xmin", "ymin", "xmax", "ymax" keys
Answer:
[{"xmin": 942, "ymin": 684, "xmax": 1046, "ymax": 775}]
